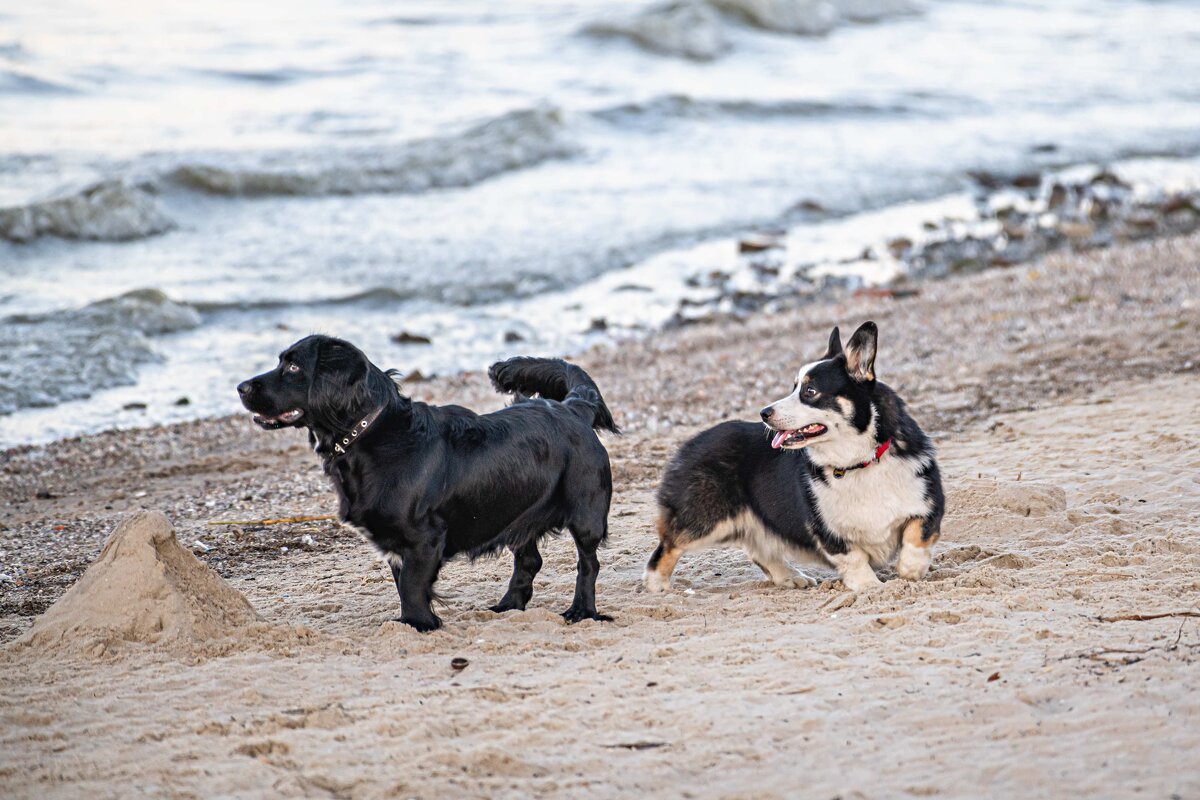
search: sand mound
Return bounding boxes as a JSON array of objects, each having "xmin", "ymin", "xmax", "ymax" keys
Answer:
[{"xmin": 15, "ymin": 511, "xmax": 260, "ymax": 658}]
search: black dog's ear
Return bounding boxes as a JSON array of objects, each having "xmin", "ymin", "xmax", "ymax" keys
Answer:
[
  {"xmin": 315, "ymin": 339, "xmax": 368, "ymax": 387},
  {"xmin": 823, "ymin": 326, "xmax": 843, "ymax": 360},
  {"xmin": 844, "ymin": 322, "xmax": 877, "ymax": 382}
]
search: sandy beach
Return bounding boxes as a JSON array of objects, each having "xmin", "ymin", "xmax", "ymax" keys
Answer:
[{"xmin": 2, "ymin": 233, "xmax": 1199, "ymax": 798}]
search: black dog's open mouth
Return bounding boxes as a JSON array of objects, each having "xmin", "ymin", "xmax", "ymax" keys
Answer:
[
  {"xmin": 770, "ymin": 423, "xmax": 827, "ymax": 449},
  {"xmin": 252, "ymin": 408, "xmax": 304, "ymax": 429}
]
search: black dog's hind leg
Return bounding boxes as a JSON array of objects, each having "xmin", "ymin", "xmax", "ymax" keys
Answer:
[
  {"xmin": 390, "ymin": 538, "xmax": 444, "ymax": 632},
  {"xmin": 490, "ymin": 540, "xmax": 543, "ymax": 613},
  {"xmin": 562, "ymin": 524, "xmax": 612, "ymax": 624}
]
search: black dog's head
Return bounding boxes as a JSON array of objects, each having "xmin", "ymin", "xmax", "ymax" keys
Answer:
[
  {"xmin": 759, "ymin": 321, "xmax": 878, "ymax": 451},
  {"xmin": 237, "ymin": 334, "xmax": 389, "ymax": 433}
]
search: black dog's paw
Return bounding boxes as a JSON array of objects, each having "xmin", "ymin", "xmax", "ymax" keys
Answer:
[
  {"xmin": 488, "ymin": 600, "xmax": 527, "ymax": 614},
  {"xmin": 560, "ymin": 607, "xmax": 613, "ymax": 624},
  {"xmin": 396, "ymin": 614, "xmax": 442, "ymax": 633}
]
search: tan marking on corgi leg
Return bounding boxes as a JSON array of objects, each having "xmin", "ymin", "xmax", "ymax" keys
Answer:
[
  {"xmin": 830, "ymin": 547, "xmax": 882, "ymax": 592},
  {"xmin": 896, "ymin": 518, "xmax": 935, "ymax": 581},
  {"xmin": 643, "ymin": 515, "xmax": 684, "ymax": 593}
]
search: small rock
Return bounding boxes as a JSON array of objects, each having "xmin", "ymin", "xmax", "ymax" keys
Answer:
[
  {"xmin": 1010, "ymin": 173, "xmax": 1041, "ymax": 189},
  {"xmin": 738, "ymin": 233, "xmax": 783, "ymax": 253},
  {"xmin": 587, "ymin": 317, "xmax": 609, "ymax": 333},
  {"xmin": 886, "ymin": 237, "xmax": 913, "ymax": 258},
  {"xmin": 402, "ymin": 369, "xmax": 430, "ymax": 383},
  {"xmin": 391, "ymin": 331, "xmax": 432, "ymax": 345},
  {"xmin": 503, "ymin": 330, "xmax": 526, "ymax": 343},
  {"xmin": 1089, "ymin": 169, "xmax": 1128, "ymax": 188},
  {"xmin": 1047, "ymin": 183, "xmax": 1068, "ymax": 209},
  {"xmin": 123, "ymin": 402, "xmax": 147, "ymax": 411},
  {"xmin": 1161, "ymin": 196, "xmax": 1198, "ymax": 216},
  {"xmin": 174, "ymin": 396, "xmax": 191, "ymax": 406}
]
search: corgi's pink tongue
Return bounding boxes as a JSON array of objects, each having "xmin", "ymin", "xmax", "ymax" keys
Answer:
[{"xmin": 771, "ymin": 430, "xmax": 790, "ymax": 449}]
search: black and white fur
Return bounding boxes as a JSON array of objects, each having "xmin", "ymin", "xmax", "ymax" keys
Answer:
[
  {"xmin": 644, "ymin": 322, "xmax": 944, "ymax": 594},
  {"xmin": 237, "ymin": 335, "xmax": 619, "ymax": 632}
]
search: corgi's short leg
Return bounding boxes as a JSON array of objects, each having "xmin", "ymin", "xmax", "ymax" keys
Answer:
[
  {"xmin": 896, "ymin": 517, "xmax": 940, "ymax": 581},
  {"xmin": 753, "ymin": 557, "xmax": 817, "ymax": 589},
  {"xmin": 829, "ymin": 547, "xmax": 883, "ymax": 592},
  {"xmin": 644, "ymin": 514, "xmax": 685, "ymax": 592},
  {"xmin": 644, "ymin": 540, "xmax": 683, "ymax": 592}
]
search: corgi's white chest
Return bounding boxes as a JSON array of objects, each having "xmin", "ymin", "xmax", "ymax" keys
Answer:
[{"xmin": 810, "ymin": 455, "xmax": 931, "ymax": 559}]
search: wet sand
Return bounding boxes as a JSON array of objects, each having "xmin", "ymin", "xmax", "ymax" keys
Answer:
[{"xmin": 2, "ymin": 234, "xmax": 1199, "ymax": 798}]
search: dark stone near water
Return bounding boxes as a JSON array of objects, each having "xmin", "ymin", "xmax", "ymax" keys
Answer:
[
  {"xmin": 174, "ymin": 396, "xmax": 190, "ymax": 406},
  {"xmin": 791, "ymin": 199, "xmax": 827, "ymax": 215},
  {"xmin": 738, "ymin": 233, "xmax": 782, "ymax": 253},
  {"xmin": 1161, "ymin": 196, "xmax": 1199, "ymax": 216},
  {"xmin": 1047, "ymin": 183, "xmax": 1068, "ymax": 209},
  {"xmin": 503, "ymin": 330, "xmax": 526, "ymax": 343},
  {"xmin": 122, "ymin": 402, "xmax": 147, "ymax": 411},
  {"xmin": 392, "ymin": 331, "xmax": 432, "ymax": 345}
]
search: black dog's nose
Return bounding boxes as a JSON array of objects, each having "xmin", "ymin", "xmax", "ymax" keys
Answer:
[
  {"xmin": 237, "ymin": 380, "xmax": 255, "ymax": 397},
  {"xmin": 760, "ymin": 406, "xmax": 774, "ymax": 422}
]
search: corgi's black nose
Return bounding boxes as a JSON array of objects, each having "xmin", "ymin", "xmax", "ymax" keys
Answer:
[
  {"xmin": 237, "ymin": 380, "xmax": 255, "ymax": 397},
  {"xmin": 760, "ymin": 406, "xmax": 774, "ymax": 422}
]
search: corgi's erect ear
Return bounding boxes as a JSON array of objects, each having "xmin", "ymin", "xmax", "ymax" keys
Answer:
[
  {"xmin": 844, "ymin": 321, "xmax": 877, "ymax": 382},
  {"xmin": 823, "ymin": 326, "xmax": 843, "ymax": 360}
]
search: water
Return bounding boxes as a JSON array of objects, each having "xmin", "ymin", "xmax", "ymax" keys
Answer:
[{"xmin": 3, "ymin": 0, "xmax": 1200, "ymax": 444}]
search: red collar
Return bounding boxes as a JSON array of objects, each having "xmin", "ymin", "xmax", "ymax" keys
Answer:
[{"xmin": 830, "ymin": 439, "xmax": 891, "ymax": 479}]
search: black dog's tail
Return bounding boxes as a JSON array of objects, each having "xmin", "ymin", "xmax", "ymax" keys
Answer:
[{"xmin": 488, "ymin": 357, "xmax": 620, "ymax": 434}]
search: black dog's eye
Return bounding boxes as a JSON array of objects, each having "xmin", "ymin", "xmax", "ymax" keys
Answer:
[
  {"xmin": 801, "ymin": 386, "xmax": 818, "ymax": 400},
  {"xmin": 285, "ymin": 363, "xmax": 301, "ymax": 374}
]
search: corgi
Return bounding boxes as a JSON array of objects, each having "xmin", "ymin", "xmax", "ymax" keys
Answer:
[{"xmin": 644, "ymin": 322, "xmax": 944, "ymax": 593}]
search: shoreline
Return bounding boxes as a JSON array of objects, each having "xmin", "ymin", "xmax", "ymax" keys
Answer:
[{"xmin": 4, "ymin": 155, "xmax": 1199, "ymax": 448}]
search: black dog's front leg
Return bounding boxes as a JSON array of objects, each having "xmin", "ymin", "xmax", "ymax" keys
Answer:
[{"xmin": 389, "ymin": 537, "xmax": 444, "ymax": 632}]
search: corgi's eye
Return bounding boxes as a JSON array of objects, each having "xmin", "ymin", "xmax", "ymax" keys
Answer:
[
  {"xmin": 801, "ymin": 386, "xmax": 818, "ymax": 400},
  {"xmin": 285, "ymin": 363, "xmax": 301, "ymax": 374}
]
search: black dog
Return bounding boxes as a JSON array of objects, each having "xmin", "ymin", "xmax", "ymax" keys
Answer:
[{"xmin": 237, "ymin": 335, "xmax": 619, "ymax": 631}]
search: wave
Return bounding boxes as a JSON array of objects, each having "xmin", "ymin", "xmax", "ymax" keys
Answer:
[
  {"xmin": 164, "ymin": 106, "xmax": 577, "ymax": 197},
  {"xmin": 0, "ymin": 63, "xmax": 82, "ymax": 94},
  {"xmin": 0, "ymin": 107, "xmax": 576, "ymax": 243},
  {"xmin": 583, "ymin": 3, "xmax": 731, "ymax": 62},
  {"xmin": 713, "ymin": 0, "xmax": 921, "ymax": 34},
  {"xmin": 0, "ymin": 289, "xmax": 201, "ymax": 416},
  {"xmin": 0, "ymin": 179, "xmax": 175, "ymax": 244},
  {"xmin": 582, "ymin": 0, "xmax": 921, "ymax": 60},
  {"xmin": 192, "ymin": 275, "xmax": 569, "ymax": 313},
  {"xmin": 591, "ymin": 93, "xmax": 906, "ymax": 124}
]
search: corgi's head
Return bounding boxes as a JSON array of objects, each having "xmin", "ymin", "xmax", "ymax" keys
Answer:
[{"xmin": 759, "ymin": 322, "xmax": 879, "ymax": 458}]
